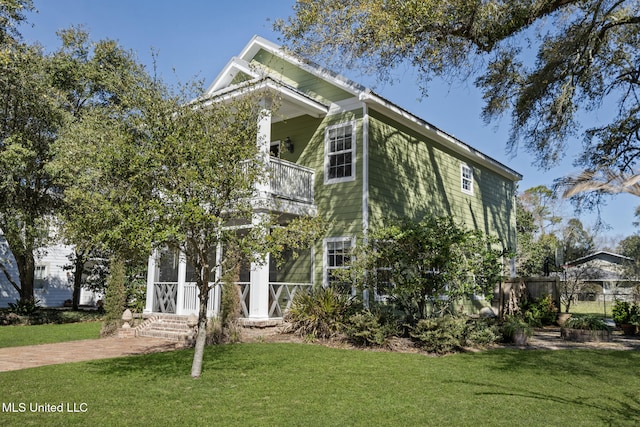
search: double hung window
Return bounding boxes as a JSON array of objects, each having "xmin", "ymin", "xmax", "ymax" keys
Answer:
[{"xmin": 325, "ymin": 122, "xmax": 355, "ymax": 183}]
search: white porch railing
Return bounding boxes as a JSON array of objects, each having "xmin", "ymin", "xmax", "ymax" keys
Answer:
[
  {"xmin": 153, "ymin": 282, "xmax": 178, "ymax": 313},
  {"xmin": 182, "ymin": 283, "xmax": 217, "ymax": 313},
  {"xmin": 268, "ymin": 282, "xmax": 313, "ymax": 318},
  {"xmin": 269, "ymin": 158, "xmax": 314, "ymax": 204},
  {"xmin": 153, "ymin": 281, "xmax": 312, "ymax": 318}
]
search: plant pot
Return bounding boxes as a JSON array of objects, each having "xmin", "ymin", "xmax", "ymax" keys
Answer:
[
  {"xmin": 620, "ymin": 323, "xmax": 637, "ymax": 336},
  {"xmin": 561, "ymin": 328, "xmax": 612, "ymax": 342},
  {"xmin": 512, "ymin": 329, "xmax": 529, "ymax": 345},
  {"xmin": 557, "ymin": 313, "xmax": 572, "ymax": 326}
]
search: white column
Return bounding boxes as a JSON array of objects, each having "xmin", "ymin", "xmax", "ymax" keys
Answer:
[
  {"xmin": 211, "ymin": 241, "xmax": 223, "ymax": 318},
  {"xmin": 255, "ymin": 105, "xmax": 272, "ymax": 202},
  {"xmin": 249, "ymin": 211, "xmax": 271, "ymax": 320},
  {"xmin": 175, "ymin": 251, "xmax": 187, "ymax": 315},
  {"xmin": 144, "ymin": 251, "xmax": 157, "ymax": 314}
]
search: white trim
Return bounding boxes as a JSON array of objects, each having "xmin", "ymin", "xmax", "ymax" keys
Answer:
[
  {"xmin": 324, "ymin": 121, "xmax": 357, "ymax": 185},
  {"xmin": 322, "ymin": 237, "xmax": 354, "ymax": 287},
  {"xmin": 359, "ymin": 91, "xmax": 521, "ymax": 181},
  {"xmin": 362, "ymin": 103, "xmax": 369, "ymax": 234},
  {"xmin": 461, "ymin": 163, "xmax": 474, "ymax": 195},
  {"xmin": 34, "ymin": 264, "xmax": 48, "ymax": 289}
]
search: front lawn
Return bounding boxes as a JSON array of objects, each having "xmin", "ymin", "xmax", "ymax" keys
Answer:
[
  {"xmin": 0, "ymin": 322, "xmax": 101, "ymax": 348},
  {"xmin": 1, "ymin": 344, "xmax": 639, "ymax": 426}
]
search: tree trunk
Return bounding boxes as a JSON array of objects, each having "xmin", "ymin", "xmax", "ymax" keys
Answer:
[
  {"xmin": 191, "ymin": 278, "xmax": 210, "ymax": 379},
  {"xmin": 15, "ymin": 251, "xmax": 35, "ymax": 304},
  {"xmin": 72, "ymin": 253, "xmax": 85, "ymax": 310}
]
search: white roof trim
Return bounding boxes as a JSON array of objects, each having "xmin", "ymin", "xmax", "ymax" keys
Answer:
[
  {"xmin": 204, "ymin": 36, "xmax": 521, "ymax": 181},
  {"xmin": 202, "ymin": 77, "xmax": 329, "ymax": 119},
  {"xmin": 206, "ymin": 56, "xmax": 259, "ymax": 95}
]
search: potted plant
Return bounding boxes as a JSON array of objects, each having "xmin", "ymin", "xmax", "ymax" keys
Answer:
[
  {"xmin": 561, "ymin": 315, "xmax": 612, "ymax": 342},
  {"xmin": 501, "ymin": 316, "xmax": 533, "ymax": 345},
  {"xmin": 612, "ymin": 300, "xmax": 637, "ymax": 335}
]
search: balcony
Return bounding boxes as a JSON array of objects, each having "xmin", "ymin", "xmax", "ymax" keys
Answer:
[
  {"xmin": 268, "ymin": 157, "xmax": 314, "ymax": 204},
  {"xmin": 251, "ymin": 157, "xmax": 315, "ymax": 216}
]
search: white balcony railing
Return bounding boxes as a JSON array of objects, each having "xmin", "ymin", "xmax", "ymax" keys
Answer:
[{"xmin": 268, "ymin": 158, "xmax": 314, "ymax": 204}]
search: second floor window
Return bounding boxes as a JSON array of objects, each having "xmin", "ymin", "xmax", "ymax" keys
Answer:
[
  {"xmin": 325, "ymin": 122, "xmax": 355, "ymax": 184},
  {"xmin": 461, "ymin": 163, "xmax": 474, "ymax": 195}
]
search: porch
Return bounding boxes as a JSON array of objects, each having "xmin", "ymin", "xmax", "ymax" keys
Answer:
[{"xmin": 148, "ymin": 281, "xmax": 312, "ymax": 319}]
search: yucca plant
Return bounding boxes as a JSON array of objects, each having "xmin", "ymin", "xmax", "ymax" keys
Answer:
[{"xmin": 284, "ymin": 286, "xmax": 352, "ymax": 340}]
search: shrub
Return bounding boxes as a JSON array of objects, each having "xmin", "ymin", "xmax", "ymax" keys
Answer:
[
  {"xmin": 343, "ymin": 308, "xmax": 400, "ymax": 347},
  {"xmin": 284, "ymin": 286, "xmax": 352, "ymax": 340},
  {"xmin": 466, "ymin": 319, "xmax": 501, "ymax": 346},
  {"xmin": 410, "ymin": 316, "xmax": 467, "ymax": 354},
  {"xmin": 564, "ymin": 315, "xmax": 611, "ymax": 331},
  {"xmin": 523, "ymin": 294, "xmax": 557, "ymax": 327},
  {"xmin": 8, "ymin": 298, "xmax": 40, "ymax": 316},
  {"xmin": 611, "ymin": 300, "xmax": 639, "ymax": 325},
  {"xmin": 500, "ymin": 315, "xmax": 533, "ymax": 342},
  {"xmin": 100, "ymin": 258, "xmax": 127, "ymax": 337}
]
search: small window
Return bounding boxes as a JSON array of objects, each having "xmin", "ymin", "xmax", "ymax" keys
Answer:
[
  {"xmin": 461, "ymin": 164, "xmax": 474, "ymax": 195},
  {"xmin": 325, "ymin": 122, "xmax": 356, "ymax": 184},
  {"xmin": 34, "ymin": 265, "xmax": 47, "ymax": 289}
]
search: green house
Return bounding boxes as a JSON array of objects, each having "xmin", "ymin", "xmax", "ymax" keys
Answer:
[{"xmin": 143, "ymin": 36, "xmax": 522, "ymax": 323}]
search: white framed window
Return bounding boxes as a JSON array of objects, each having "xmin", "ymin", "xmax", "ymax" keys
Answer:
[
  {"xmin": 323, "ymin": 237, "xmax": 354, "ymax": 289},
  {"xmin": 461, "ymin": 163, "xmax": 474, "ymax": 195},
  {"xmin": 324, "ymin": 122, "xmax": 356, "ymax": 184},
  {"xmin": 270, "ymin": 140, "xmax": 281, "ymax": 158},
  {"xmin": 34, "ymin": 264, "xmax": 47, "ymax": 289}
]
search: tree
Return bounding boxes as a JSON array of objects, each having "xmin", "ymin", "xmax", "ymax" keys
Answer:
[
  {"xmin": 0, "ymin": 42, "xmax": 65, "ymax": 304},
  {"xmin": 515, "ymin": 186, "xmax": 563, "ymax": 276},
  {"xmin": 618, "ymin": 234, "xmax": 640, "ymax": 279},
  {"xmin": 562, "ymin": 218, "xmax": 594, "ymax": 262},
  {"xmin": 0, "ymin": 0, "xmax": 32, "ymax": 46},
  {"xmin": 559, "ymin": 263, "xmax": 597, "ymax": 314},
  {"xmin": 278, "ymin": 0, "xmax": 640, "ymax": 197},
  {"xmin": 57, "ymin": 79, "xmax": 325, "ymax": 378},
  {"xmin": 50, "ymin": 27, "xmax": 152, "ymax": 309},
  {"xmin": 0, "ymin": 24, "xmax": 150, "ymax": 305},
  {"xmin": 340, "ymin": 216, "xmax": 506, "ymax": 322}
]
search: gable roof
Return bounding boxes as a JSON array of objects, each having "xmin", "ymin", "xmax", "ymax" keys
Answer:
[
  {"xmin": 564, "ymin": 251, "xmax": 633, "ymax": 267},
  {"xmin": 205, "ymin": 35, "xmax": 522, "ymax": 182}
]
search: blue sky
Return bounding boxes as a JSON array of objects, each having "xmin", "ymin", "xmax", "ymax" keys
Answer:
[{"xmin": 18, "ymin": 0, "xmax": 639, "ymax": 243}]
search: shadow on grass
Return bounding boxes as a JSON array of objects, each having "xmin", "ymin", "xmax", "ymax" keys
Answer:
[
  {"xmin": 85, "ymin": 343, "xmax": 287, "ymax": 379},
  {"xmin": 454, "ymin": 349, "xmax": 640, "ymax": 425},
  {"xmin": 469, "ymin": 348, "xmax": 640, "ymax": 375}
]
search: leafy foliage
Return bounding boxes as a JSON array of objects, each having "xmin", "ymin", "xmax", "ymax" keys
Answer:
[
  {"xmin": 564, "ymin": 315, "xmax": 611, "ymax": 331},
  {"xmin": 7, "ymin": 297, "xmax": 40, "ymax": 315},
  {"xmin": 611, "ymin": 300, "xmax": 640, "ymax": 325},
  {"xmin": 522, "ymin": 294, "xmax": 557, "ymax": 327},
  {"xmin": 100, "ymin": 257, "xmax": 127, "ymax": 337},
  {"xmin": 279, "ymin": 0, "xmax": 640, "ymax": 204},
  {"xmin": 410, "ymin": 315, "xmax": 500, "ymax": 354},
  {"xmin": 343, "ymin": 306, "xmax": 400, "ymax": 347},
  {"xmin": 337, "ymin": 216, "xmax": 506, "ymax": 321},
  {"xmin": 284, "ymin": 286, "xmax": 353, "ymax": 340}
]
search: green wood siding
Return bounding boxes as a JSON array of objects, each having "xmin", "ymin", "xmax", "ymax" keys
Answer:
[
  {"xmin": 252, "ymin": 49, "xmax": 354, "ymax": 104},
  {"xmin": 367, "ymin": 109, "xmax": 516, "ymax": 250},
  {"xmin": 272, "ymin": 250, "xmax": 312, "ymax": 284}
]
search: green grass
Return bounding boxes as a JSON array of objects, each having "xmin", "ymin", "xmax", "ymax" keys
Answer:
[
  {"xmin": 570, "ymin": 300, "xmax": 615, "ymax": 318},
  {"xmin": 0, "ymin": 322, "xmax": 101, "ymax": 348},
  {"xmin": 1, "ymin": 344, "xmax": 639, "ymax": 426}
]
